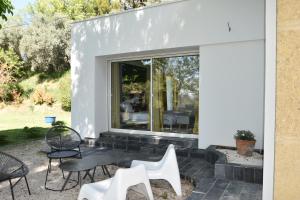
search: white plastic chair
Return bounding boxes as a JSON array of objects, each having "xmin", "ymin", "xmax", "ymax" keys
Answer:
[
  {"xmin": 131, "ymin": 144, "xmax": 182, "ymax": 196},
  {"xmin": 77, "ymin": 164, "xmax": 154, "ymax": 200}
]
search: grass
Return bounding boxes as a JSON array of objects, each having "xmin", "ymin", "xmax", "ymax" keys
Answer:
[
  {"xmin": 1, "ymin": 70, "xmax": 71, "ymax": 146},
  {"xmin": 0, "ymin": 127, "xmax": 49, "ymax": 146},
  {"xmin": 0, "ymin": 102, "xmax": 71, "ymax": 146},
  {"xmin": 19, "ymin": 70, "xmax": 70, "ymax": 103}
]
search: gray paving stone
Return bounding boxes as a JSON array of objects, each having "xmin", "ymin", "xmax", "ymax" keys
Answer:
[
  {"xmin": 223, "ymin": 181, "xmax": 243, "ymax": 196},
  {"xmin": 193, "ymin": 178, "xmax": 216, "ymax": 193},
  {"xmin": 203, "ymin": 188, "xmax": 226, "ymax": 200},
  {"xmin": 239, "ymin": 192, "xmax": 257, "ymax": 200},
  {"xmin": 214, "ymin": 179, "xmax": 230, "ymax": 189},
  {"xmin": 187, "ymin": 192, "xmax": 205, "ymax": 200},
  {"xmin": 221, "ymin": 195, "xmax": 240, "ymax": 200},
  {"xmin": 241, "ymin": 183, "xmax": 262, "ymax": 194}
]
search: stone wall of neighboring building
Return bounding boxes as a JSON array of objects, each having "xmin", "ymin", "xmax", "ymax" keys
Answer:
[{"xmin": 275, "ymin": 0, "xmax": 300, "ymax": 199}]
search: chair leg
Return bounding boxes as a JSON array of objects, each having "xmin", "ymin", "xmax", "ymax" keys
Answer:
[
  {"xmin": 165, "ymin": 176, "xmax": 182, "ymax": 196},
  {"xmin": 48, "ymin": 158, "xmax": 52, "ymax": 173},
  {"xmin": 24, "ymin": 176, "xmax": 31, "ymax": 195},
  {"xmin": 9, "ymin": 179, "xmax": 15, "ymax": 200},
  {"xmin": 143, "ymin": 181, "xmax": 154, "ymax": 200},
  {"xmin": 45, "ymin": 159, "xmax": 51, "ymax": 188},
  {"xmin": 59, "ymin": 158, "xmax": 65, "ymax": 179},
  {"xmin": 134, "ymin": 184, "xmax": 152, "ymax": 200}
]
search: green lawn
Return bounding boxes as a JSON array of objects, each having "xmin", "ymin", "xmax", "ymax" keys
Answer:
[{"xmin": 0, "ymin": 102, "xmax": 71, "ymax": 146}]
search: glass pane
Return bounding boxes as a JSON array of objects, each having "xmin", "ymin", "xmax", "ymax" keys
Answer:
[
  {"xmin": 111, "ymin": 60, "xmax": 151, "ymax": 130},
  {"xmin": 152, "ymin": 55, "xmax": 199, "ymax": 134}
]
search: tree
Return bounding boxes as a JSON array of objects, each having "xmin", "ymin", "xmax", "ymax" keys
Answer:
[
  {"xmin": 0, "ymin": 15, "xmax": 23, "ymax": 57},
  {"xmin": 0, "ymin": 48, "xmax": 24, "ymax": 103},
  {"xmin": 20, "ymin": 13, "xmax": 71, "ymax": 72},
  {"xmin": 30, "ymin": 0, "xmax": 162, "ymax": 20},
  {"xmin": 0, "ymin": 48, "xmax": 23, "ymax": 84},
  {"xmin": 0, "ymin": 0, "xmax": 13, "ymax": 27},
  {"xmin": 31, "ymin": 0, "xmax": 113, "ymax": 20}
]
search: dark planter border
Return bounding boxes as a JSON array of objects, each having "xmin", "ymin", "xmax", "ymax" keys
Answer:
[{"xmin": 208, "ymin": 145, "xmax": 263, "ymax": 184}]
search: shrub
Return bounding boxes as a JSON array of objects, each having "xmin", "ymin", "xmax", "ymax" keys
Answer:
[
  {"xmin": 234, "ymin": 130, "xmax": 255, "ymax": 141},
  {"xmin": 0, "ymin": 83, "xmax": 23, "ymax": 103},
  {"xmin": 0, "ymin": 48, "xmax": 24, "ymax": 84},
  {"xmin": 61, "ymin": 94, "xmax": 71, "ymax": 111},
  {"xmin": 23, "ymin": 126, "xmax": 43, "ymax": 139},
  {"xmin": 59, "ymin": 72, "xmax": 71, "ymax": 111},
  {"xmin": 0, "ymin": 135, "xmax": 9, "ymax": 145},
  {"xmin": 52, "ymin": 120, "xmax": 66, "ymax": 126},
  {"xmin": 31, "ymin": 86, "xmax": 54, "ymax": 105}
]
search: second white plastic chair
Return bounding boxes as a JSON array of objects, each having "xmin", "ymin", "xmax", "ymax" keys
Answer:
[
  {"xmin": 131, "ymin": 144, "xmax": 182, "ymax": 196},
  {"xmin": 77, "ymin": 164, "xmax": 154, "ymax": 200}
]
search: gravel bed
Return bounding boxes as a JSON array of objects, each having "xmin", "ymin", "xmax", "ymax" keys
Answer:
[
  {"xmin": 0, "ymin": 140, "xmax": 193, "ymax": 200},
  {"xmin": 217, "ymin": 148, "xmax": 263, "ymax": 166}
]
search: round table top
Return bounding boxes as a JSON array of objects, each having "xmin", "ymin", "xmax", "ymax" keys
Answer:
[
  {"xmin": 47, "ymin": 150, "xmax": 80, "ymax": 159},
  {"xmin": 59, "ymin": 150, "xmax": 163, "ymax": 172},
  {"xmin": 59, "ymin": 157, "xmax": 98, "ymax": 172}
]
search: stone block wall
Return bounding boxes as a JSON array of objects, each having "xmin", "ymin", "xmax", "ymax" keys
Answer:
[{"xmin": 275, "ymin": 0, "xmax": 300, "ymax": 199}]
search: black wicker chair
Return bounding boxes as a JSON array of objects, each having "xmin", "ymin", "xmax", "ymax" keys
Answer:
[
  {"xmin": 44, "ymin": 126, "xmax": 82, "ymax": 190},
  {"xmin": 0, "ymin": 151, "xmax": 31, "ymax": 200}
]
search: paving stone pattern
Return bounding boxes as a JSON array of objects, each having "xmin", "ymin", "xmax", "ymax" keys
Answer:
[
  {"xmin": 92, "ymin": 133, "xmax": 263, "ymax": 200},
  {"xmin": 80, "ymin": 145, "xmax": 262, "ymax": 200}
]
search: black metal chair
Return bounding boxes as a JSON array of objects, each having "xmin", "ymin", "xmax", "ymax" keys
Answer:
[
  {"xmin": 0, "ymin": 151, "xmax": 31, "ymax": 200},
  {"xmin": 44, "ymin": 126, "xmax": 82, "ymax": 190}
]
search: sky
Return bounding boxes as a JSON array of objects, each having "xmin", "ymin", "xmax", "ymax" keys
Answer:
[{"xmin": 12, "ymin": 0, "xmax": 35, "ymax": 11}]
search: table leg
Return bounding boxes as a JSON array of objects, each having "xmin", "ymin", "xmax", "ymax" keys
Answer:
[
  {"xmin": 104, "ymin": 165, "xmax": 111, "ymax": 177},
  {"xmin": 83, "ymin": 170, "xmax": 88, "ymax": 179},
  {"xmin": 61, "ymin": 172, "xmax": 73, "ymax": 192},
  {"xmin": 101, "ymin": 166, "xmax": 106, "ymax": 175},
  {"xmin": 86, "ymin": 169, "xmax": 95, "ymax": 182},
  {"xmin": 92, "ymin": 167, "xmax": 96, "ymax": 180},
  {"xmin": 78, "ymin": 171, "xmax": 81, "ymax": 187}
]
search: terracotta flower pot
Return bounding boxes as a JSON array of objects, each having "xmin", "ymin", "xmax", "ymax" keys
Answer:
[{"xmin": 236, "ymin": 139, "xmax": 256, "ymax": 156}]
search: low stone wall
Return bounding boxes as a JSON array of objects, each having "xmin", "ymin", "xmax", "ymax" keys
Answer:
[{"xmin": 208, "ymin": 145, "xmax": 263, "ymax": 184}]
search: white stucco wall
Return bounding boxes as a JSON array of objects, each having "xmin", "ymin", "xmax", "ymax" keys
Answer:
[
  {"xmin": 71, "ymin": 0, "xmax": 265, "ymax": 148},
  {"xmin": 199, "ymin": 41, "xmax": 265, "ymax": 149}
]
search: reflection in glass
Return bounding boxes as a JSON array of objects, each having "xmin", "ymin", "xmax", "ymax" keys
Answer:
[
  {"xmin": 152, "ymin": 55, "xmax": 199, "ymax": 134},
  {"xmin": 111, "ymin": 60, "xmax": 151, "ymax": 130}
]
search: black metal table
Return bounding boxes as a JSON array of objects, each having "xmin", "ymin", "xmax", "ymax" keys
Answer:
[
  {"xmin": 59, "ymin": 157, "xmax": 98, "ymax": 192},
  {"xmin": 45, "ymin": 150, "xmax": 81, "ymax": 191}
]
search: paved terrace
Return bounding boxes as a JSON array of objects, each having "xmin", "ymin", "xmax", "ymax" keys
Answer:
[{"xmin": 80, "ymin": 143, "xmax": 263, "ymax": 200}]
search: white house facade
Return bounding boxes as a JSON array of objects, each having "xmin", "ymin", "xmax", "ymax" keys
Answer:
[{"xmin": 71, "ymin": 0, "xmax": 265, "ymax": 149}]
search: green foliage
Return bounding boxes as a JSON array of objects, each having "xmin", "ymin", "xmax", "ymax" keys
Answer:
[
  {"xmin": 234, "ymin": 130, "xmax": 256, "ymax": 141},
  {"xmin": 160, "ymin": 192, "xmax": 168, "ymax": 199},
  {"xmin": 0, "ymin": 134, "xmax": 9, "ymax": 145},
  {"xmin": 30, "ymin": 0, "xmax": 161, "ymax": 20},
  {"xmin": 31, "ymin": 0, "xmax": 112, "ymax": 20},
  {"xmin": 59, "ymin": 72, "xmax": 71, "ymax": 111},
  {"xmin": 0, "ymin": 127, "xmax": 49, "ymax": 147},
  {"xmin": 20, "ymin": 13, "xmax": 71, "ymax": 72},
  {"xmin": 0, "ymin": 0, "xmax": 13, "ymax": 27},
  {"xmin": 0, "ymin": 83, "xmax": 23, "ymax": 103},
  {"xmin": 23, "ymin": 126, "xmax": 44, "ymax": 139},
  {"xmin": 0, "ymin": 48, "xmax": 24, "ymax": 83},
  {"xmin": 31, "ymin": 86, "xmax": 54, "ymax": 105},
  {"xmin": 51, "ymin": 120, "xmax": 66, "ymax": 126},
  {"xmin": 0, "ymin": 16, "xmax": 23, "ymax": 58}
]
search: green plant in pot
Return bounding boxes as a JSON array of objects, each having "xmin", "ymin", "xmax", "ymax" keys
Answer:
[{"xmin": 234, "ymin": 130, "xmax": 256, "ymax": 156}]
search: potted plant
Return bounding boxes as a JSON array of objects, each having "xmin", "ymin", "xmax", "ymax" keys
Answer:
[{"xmin": 234, "ymin": 130, "xmax": 256, "ymax": 156}]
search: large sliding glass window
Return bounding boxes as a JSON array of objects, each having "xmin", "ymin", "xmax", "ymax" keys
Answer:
[
  {"xmin": 111, "ymin": 60, "xmax": 151, "ymax": 130},
  {"xmin": 111, "ymin": 55, "xmax": 199, "ymax": 135},
  {"xmin": 152, "ymin": 56, "xmax": 199, "ymax": 134}
]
